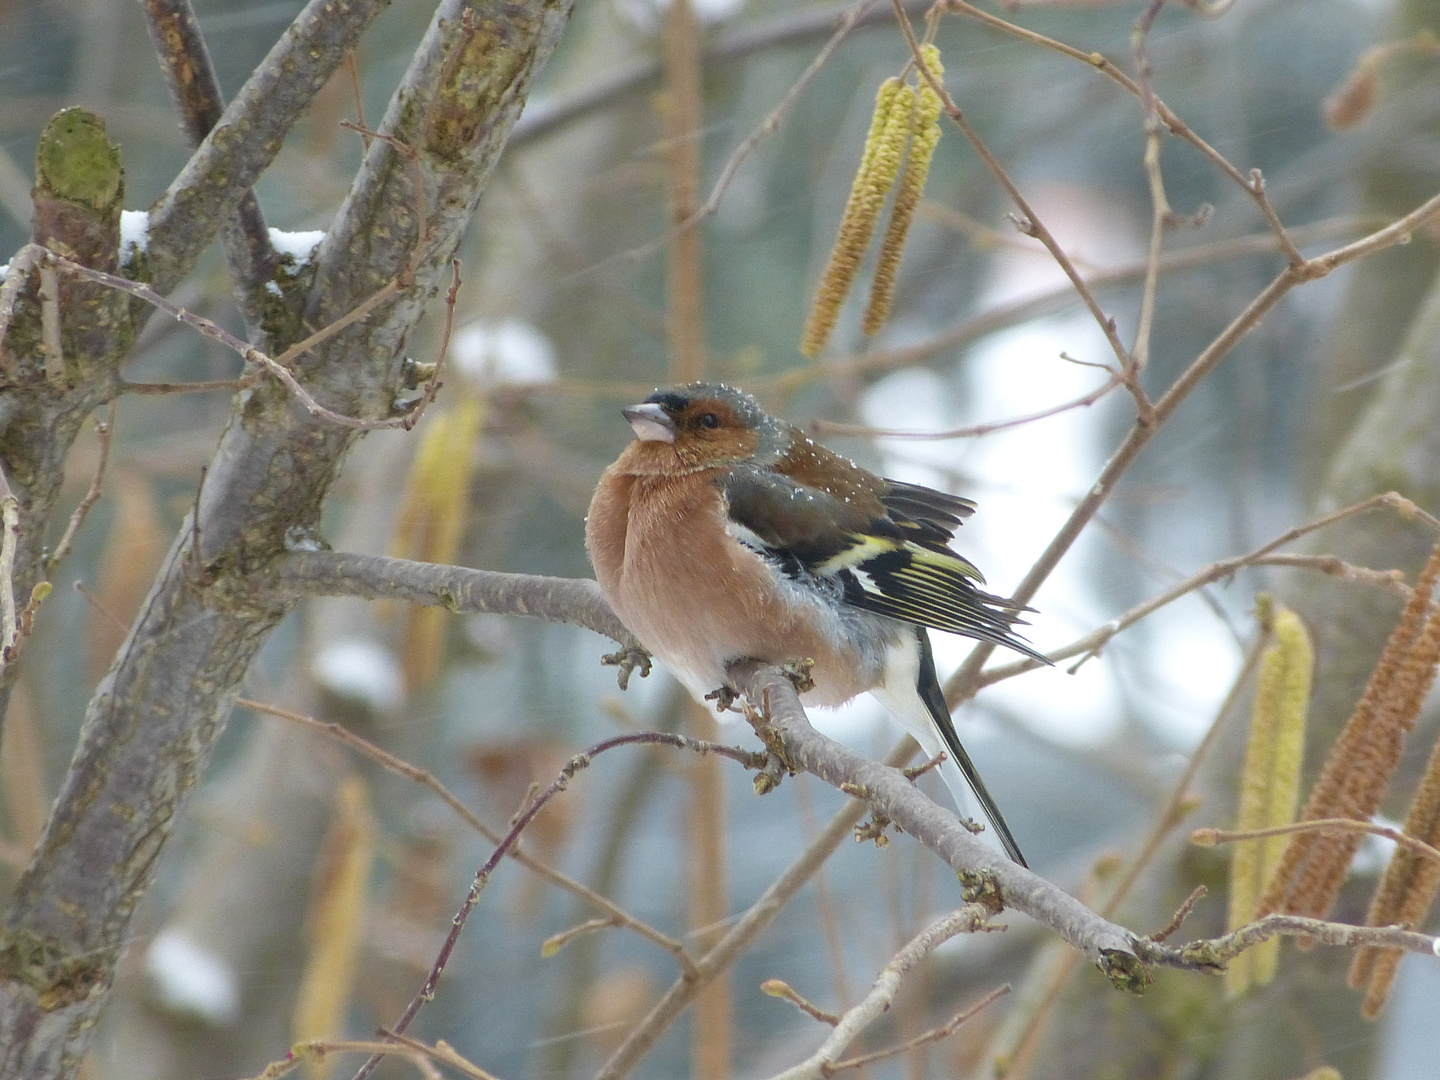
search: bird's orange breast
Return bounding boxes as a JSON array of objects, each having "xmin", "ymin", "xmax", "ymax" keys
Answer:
[{"xmin": 585, "ymin": 464, "xmax": 888, "ymax": 705}]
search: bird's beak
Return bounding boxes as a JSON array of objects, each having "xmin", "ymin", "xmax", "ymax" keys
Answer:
[{"xmin": 622, "ymin": 403, "xmax": 676, "ymax": 444}]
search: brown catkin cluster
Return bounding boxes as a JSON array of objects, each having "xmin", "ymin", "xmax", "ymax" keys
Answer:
[
  {"xmin": 1257, "ymin": 543, "xmax": 1440, "ymax": 972},
  {"xmin": 801, "ymin": 45, "xmax": 945, "ymax": 358},
  {"xmin": 1347, "ymin": 563, "xmax": 1440, "ymax": 1016},
  {"xmin": 1323, "ymin": 32, "xmax": 1440, "ymax": 132}
]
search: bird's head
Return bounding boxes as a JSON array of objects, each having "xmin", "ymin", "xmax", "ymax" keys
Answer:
[{"xmin": 619, "ymin": 383, "xmax": 787, "ymax": 473}]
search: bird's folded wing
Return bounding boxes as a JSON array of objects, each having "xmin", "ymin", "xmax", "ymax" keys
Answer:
[{"xmin": 720, "ymin": 467, "xmax": 1043, "ymax": 659}]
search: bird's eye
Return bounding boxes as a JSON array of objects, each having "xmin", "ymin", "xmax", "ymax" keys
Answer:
[{"xmin": 698, "ymin": 412, "xmax": 720, "ymax": 429}]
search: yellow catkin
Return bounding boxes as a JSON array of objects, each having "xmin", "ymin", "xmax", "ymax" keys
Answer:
[
  {"xmin": 390, "ymin": 396, "xmax": 484, "ymax": 689},
  {"xmin": 800, "ymin": 78, "xmax": 913, "ymax": 358},
  {"xmin": 1227, "ymin": 604, "xmax": 1312, "ymax": 996},
  {"xmin": 294, "ymin": 777, "xmax": 375, "ymax": 1080},
  {"xmin": 863, "ymin": 45, "xmax": 945, "ymax": 336}
]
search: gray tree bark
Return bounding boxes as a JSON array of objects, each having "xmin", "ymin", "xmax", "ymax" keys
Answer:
[{"xmin": 0, "ymin": 0, "xmax": 578, "ymax": 1074}]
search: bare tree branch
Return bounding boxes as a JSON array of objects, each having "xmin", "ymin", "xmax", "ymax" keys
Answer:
[
  {"xmin": 0, "ymin": 0, "xmax": 582, "ymax": 1072},
  {"xmin": 510, "ymin": 0, "xmax": 935, "ymax": 147},
  {"xmin": 143, "ymin": 0, "xmax": 391, "ymax": 294},
  {"xmin": 140, "ymin": 0, "xmax": 278, "ymax": 331},
  {"xmin": 268, "ymin": 550, "xmax": 638, "ymax": 649},
  {"xmin": 765, "ymin": 909, "xmax": 1007, "ymax": 1080}
]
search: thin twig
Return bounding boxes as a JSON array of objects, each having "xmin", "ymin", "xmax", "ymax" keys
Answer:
[
  {"xmin": 895, "ymin": 0, "xmax": 1149, "ymax": 421},
  {"xmin": 1135, "ymin": 913, "xmax": 1439, "ymax": 968},
  {"xmin": 1149, "ymin": 885, "xmax": 1209, "ymax": 944},
  {"xmin": 344, "ymin": 51, "xmax": 372, "ymax": 152},
  {"xmin": 248, "ymin": 1036, "xmax": 496, "ymax": 1080},
  {"xmin": 1130, "ymin": 0, "xmax": 1170, "ymax": 374},
  {"xmin": 595, "ymin": 0, "xmax": 882, "ymax": 277},
  {"xmin": 976, "ymin": 491, "xmax": 1434, "ymax": 686},
  {"xmin": 825, "ymin": 984, "xmax": 1010, "ymax": 1075},
  {"xmin": 48, "ymin": 253, "xmax": 412, "ymax": 430},
  {"xmin": 1193, "ymin": 819, "xmax": 1440, "ymax": 866},
  {"xmin": 349, "ymin": 730, "xmax": 766, "ymax": 1080},
  {"xmin": 270, "ymin": 278, "xmax": 403, "ymax": 371},
  {"xmin": 402, "ymin": 259, "xmax": 461, "ymax": 430},
  {"xmin": 238, "ymin": 697, "xmax": 711, "ymax": 971},
  {"xmin": 762, "ymin": 979, "xmax": 841, "ymax": 1026},
  {"xmin": 941, "ymin": 0, "xmax": 1306, "ymax": 263},
  {"xmin": 811, "ymin": 370, "xmax": 1123, "ymax": 440},
  {"xmin": 765, "ymin": 905, "xmax": 1004, "ymax": 1080},
  {"xmin": 47, "ymin": 400, "xmax": 116, "ymax": 573}
]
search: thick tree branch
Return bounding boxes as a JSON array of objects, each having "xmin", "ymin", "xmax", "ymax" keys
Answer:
[
  {"xmin": 143, "ymin": 0, "xmax": 391, "ymax": 294},
  {"xmin": 141, "ymin": 0, "xmax": 278, "ymax": 331},
  {"xmin": 0, "ymin": 112, "xmax": 128, "ymax": 726},
  {"xmin": 268, "ymin": 550, "xmax": 638, "ymax": 649},
  {"xmin": 0, "ymin": 1, "xmax": 581, "ymax": 1073}
]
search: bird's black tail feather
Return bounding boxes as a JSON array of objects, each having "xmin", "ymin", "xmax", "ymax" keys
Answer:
[{"xmin": 915, "ymin": 628, "xmax": 1028, "ymax": 868}]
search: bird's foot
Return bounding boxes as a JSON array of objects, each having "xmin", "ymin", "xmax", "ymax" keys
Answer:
[
  {"xmin": 752, "ymin": 722, "xmax": 798, "ymax": 780},
  {"xmin": 752, "ymin": 750, "xmax": 790, "ymax": 795},
  {"xmin": 781, "ymin": 657, "xmax": 815, "ymax": 695},
  {"xmin": 854, "ymin": 812, "xmax": 894, "ymax": 847},
  {"xmin": 704, "ymin": 685, "xmax": 740, "ymax": 711},
  {"xmin": 601, "ymin": 645, "xmax": 652, "ymax": 690}
]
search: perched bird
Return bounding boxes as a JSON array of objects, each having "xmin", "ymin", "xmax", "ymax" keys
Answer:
[{"xmin": 585, "ymin": 382, "xmax": 1047, "ymax": 865}]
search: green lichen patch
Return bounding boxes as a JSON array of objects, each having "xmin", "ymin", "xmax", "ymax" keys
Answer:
[{"xmin": 36, "ymin": 109, "xmax": 123, "ymax": 213}]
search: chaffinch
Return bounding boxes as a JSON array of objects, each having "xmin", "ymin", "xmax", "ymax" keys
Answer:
[{"xmin": 586, "ymin": 382, "xmax": 1047, "ymax": 865}]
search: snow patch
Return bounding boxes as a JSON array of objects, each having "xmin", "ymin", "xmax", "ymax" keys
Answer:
[
  {"xmin": 313, "ymin": 639, "xmax": 404, "ymax": 712},
  {"xmin": 146, "ymin": 929, "xmax": 241, "ymax": 1026},
  {"xmin": 449, "ymin": 319, "xmax": 556, "ymax": 387},
  {"xmin": 119, "ymin": 210, "xmax": 150, "ymax": 266},
  {"xmin": 267, "ymin": 228, "xmax": 326, "ymax": 262}
]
